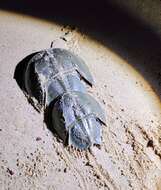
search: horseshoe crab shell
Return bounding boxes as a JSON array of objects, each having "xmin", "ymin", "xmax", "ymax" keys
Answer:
[
  {"xmin": 21, "ymin": 48, "xmax": 106, "ymax": 149},
  {"xmin": 24, "ymin": 48, "xmax": 94, "ymax": 110},
  {"xmin": 52, "ymin": 91, "xmax": 106, "ymax": 150}
]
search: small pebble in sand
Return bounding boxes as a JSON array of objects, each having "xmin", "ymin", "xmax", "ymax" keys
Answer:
[
  {"xmin": 7, "ymin": 168, "xmax": 14, "ymax": 175},
  {"xmin": 36, "ymin": 137, "xmax": 42, "ymax": 141}
]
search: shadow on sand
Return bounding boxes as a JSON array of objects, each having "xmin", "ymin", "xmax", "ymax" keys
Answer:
[{"xmin": 7, "ymin": 0, "xmax": 161, "ymax": 100}]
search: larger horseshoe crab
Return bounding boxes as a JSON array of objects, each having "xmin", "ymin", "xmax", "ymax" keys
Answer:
[{"xmin": 15, "ymin": 48, "xmax": 106, "ymax": 150}]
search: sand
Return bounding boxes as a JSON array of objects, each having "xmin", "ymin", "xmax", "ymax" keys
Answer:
[{"xmin": 0, "ymin": 10, "xmax": 161, "ymax": 190}]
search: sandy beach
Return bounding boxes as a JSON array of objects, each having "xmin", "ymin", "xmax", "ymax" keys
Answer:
[{"xmin": 0, "ymin": 7, "xmax": 161, "ymax": 190}]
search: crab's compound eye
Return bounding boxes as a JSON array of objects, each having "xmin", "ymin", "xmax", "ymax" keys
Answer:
[{"xmin": 68, "ymin": 120, "xmax": 91, "ymax": 150}]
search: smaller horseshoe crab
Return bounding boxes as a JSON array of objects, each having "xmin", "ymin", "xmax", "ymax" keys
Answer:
[
  {"xmin": 16, "ymin": 48, "xmax": 106, "ymax": 150},
  {"xmin": 52, "ymin": 91, "xmax": 106, "ymax": 149}
]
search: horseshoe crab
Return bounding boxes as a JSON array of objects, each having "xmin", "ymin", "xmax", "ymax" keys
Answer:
[{"xmin": 20, "ymin": 48, "xmax": 106, "ymax": 150}]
